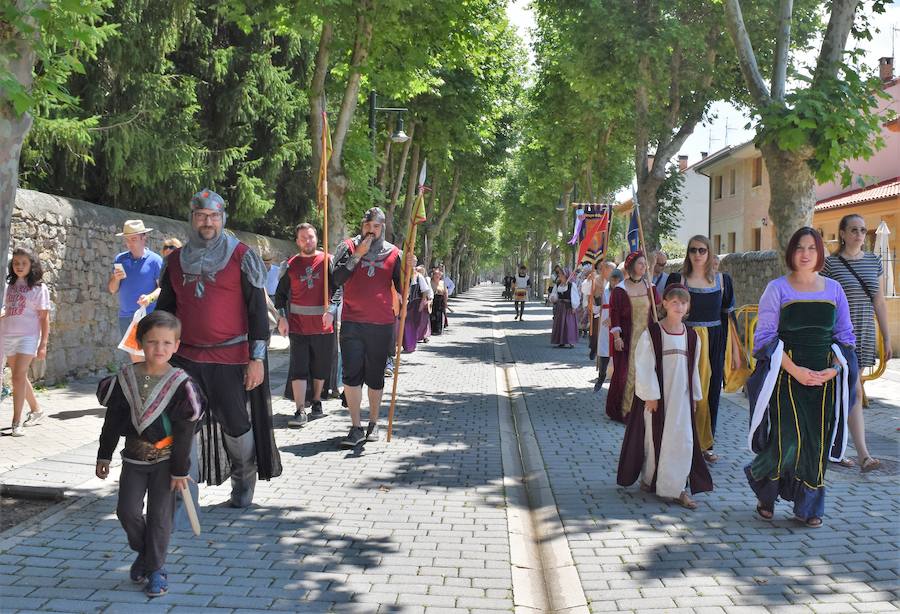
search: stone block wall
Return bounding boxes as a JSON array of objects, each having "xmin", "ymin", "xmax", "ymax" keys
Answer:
[
  {"xmin": 664, "ymin": 250, "xmax": 783, "ymax": 308},
  {"xmin": 9, "ymin": 189, "xmax": 295, "ymax": 383}
]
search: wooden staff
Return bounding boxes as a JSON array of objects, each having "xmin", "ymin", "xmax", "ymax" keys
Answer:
[
  {"xmin": 320, "ymin": 110, "xmax": 330, "ymax": 309},
  {"xmin": 387, "ymin": 181, "xmax": 424, "ymax": 442},
  {"xmin": 631, "ymin": 196, "xmax": 659, "ymax": 322}
]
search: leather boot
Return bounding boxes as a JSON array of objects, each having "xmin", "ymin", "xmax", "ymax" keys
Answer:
[{"xmin": 223, "ymin": 429, "xmax": 257, "ymax": 508}]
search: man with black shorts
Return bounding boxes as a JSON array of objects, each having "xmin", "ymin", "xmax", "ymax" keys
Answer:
[
  {"xmin": 332, "ymin": 207, "xmax": 402, "ymax": 448},
  {"xmin": 275, "ymin": 222, "xmax": 337, "ymax": 427}
]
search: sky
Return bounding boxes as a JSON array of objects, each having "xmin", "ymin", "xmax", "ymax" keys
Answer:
[{"xmin": 506, "ymin": 0, "xmax": 900, "ymax": 179}]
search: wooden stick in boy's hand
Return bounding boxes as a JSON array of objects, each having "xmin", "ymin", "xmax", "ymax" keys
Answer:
[{"xmin": 178, "ymin": 482, "xmax": 202, "ymax": 536}]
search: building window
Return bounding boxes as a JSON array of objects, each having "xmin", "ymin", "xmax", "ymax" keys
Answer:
[
  {"xmin": 727, "ymin": 232, "xmax": 736, "ymax": 253},
  {"xmin": 713, "ymin": 234, "xmax": 721, "ymax": 254},
  {"xmin": 752, "ymin": 157, "xmax": 763, "ymax": 187},
  {"xmin": 729, "ymin": 169, "xmax": 736, "ymax": 195},
  {"xmin": 714, "ymin": 175, "xmax": 723, "ymax": 199},
  {"xmin": 753, "ymin": 228, "xmax": 762, "ymax": 251}
]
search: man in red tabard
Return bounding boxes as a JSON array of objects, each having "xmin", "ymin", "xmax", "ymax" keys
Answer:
[
  {"xmin": 274, "ymin": 222, "xmax": 337, "ymax": 428},
  {"xmin": 157, "ymin": 189, "xmax": 281, "ymax": 508},
  {"xmin": 331, "ymin": 207, "xmax": 403, "ymax": 448}
]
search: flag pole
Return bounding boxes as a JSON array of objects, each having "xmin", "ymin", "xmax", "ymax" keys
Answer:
[
  {"xmin": 631, "ymin": 193, "xmax": 659, "ymax": 322},
  {"xmin": 320, "ymin": 110, "xmax": 330, "ymax": 309},
  {"xmin": 387, "ymin": 162, "xmax": 426, "ymax": 442}
]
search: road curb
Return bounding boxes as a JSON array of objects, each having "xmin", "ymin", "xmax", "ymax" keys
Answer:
[{"xmin": 492, "ymin": 307, "xmax": 589, "ymax": 613}]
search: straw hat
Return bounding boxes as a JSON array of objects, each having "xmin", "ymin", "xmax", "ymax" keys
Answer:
[{"xmin": 116, "ymin": 220, "xmax": 153, "ymax": 236}]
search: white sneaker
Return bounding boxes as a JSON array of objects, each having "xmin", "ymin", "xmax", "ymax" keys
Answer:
[
  {"xmin": 23, "ymin": 411, "xmax": 44, "ymax": 427},
  {"xmin": 10, "ymin": 424, "xmax": 24, "ymax": 437}
]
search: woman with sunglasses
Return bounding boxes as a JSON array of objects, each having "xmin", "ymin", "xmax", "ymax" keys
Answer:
[
  {"xmin": 821, "ymin": 214, "xmax": 892, "ymax": 473},
  {"xmin": 664, "ymin": 235, "xmax": 738, "ymax": 463}
]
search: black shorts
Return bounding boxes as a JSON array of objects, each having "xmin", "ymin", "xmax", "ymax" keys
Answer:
[
  {"xmin": 340, "ymin": 321, "xmax": 395, "ymax": 390},
  {"xmin": 170, "ymin": 355, "xmax": 250, "ymax": 437},
  {"xmin": 288, "ymin": 333, "xmax": 335, "ymax": 381}
]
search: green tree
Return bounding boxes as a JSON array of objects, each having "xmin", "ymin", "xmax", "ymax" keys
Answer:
[
  {"xmin": 723, "ymin": 0, "xmax": 890, "ymax": 252},
  {"xmin": 1, "ymin": 0, "xmax": 115, "ymax": 299}
]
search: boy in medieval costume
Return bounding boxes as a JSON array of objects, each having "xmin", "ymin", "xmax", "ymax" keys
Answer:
[
  {"xmin": 95, "ymin": 310, "xmax": 206, "ymax": 597},
  {"xmin": 617, "ymin": 284, "xmax": 712, "ymax": 510}
]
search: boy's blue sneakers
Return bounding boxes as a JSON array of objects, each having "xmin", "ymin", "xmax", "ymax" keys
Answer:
[
  {"xmin": 145, "ymin": 569, "xmax": 168, "ymax": 597},
  {"xmin": 129, "ymin": 554, "xmax": 146, "ymax": 583}
]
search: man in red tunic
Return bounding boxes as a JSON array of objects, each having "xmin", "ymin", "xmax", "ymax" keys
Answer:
[
  {"xmin": 157, "ymin": 189, "xmax": 281, "ymax": 508},
  {"xmin": 274, "ymin": 222, "xmax": 337, "ymax": 427},
  {"xmin": 332, "ymin": 207, "xmax": 403, "ymax": 448}
]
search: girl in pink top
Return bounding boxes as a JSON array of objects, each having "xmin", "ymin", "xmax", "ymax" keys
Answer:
[{"xmin": 2, "ymin": 248, "xmax": 51, "ymax": 436}]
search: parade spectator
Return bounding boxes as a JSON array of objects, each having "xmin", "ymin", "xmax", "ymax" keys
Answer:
[
  {"xmin": 157, "ymin": 189, "xmax": 281, "ymax": 508},
  {"xmin": 746, "ymin": 227, "xmax": 855, "ymax": 528},
  {"xmin": 822, "ymin": 214, "xmax": 893, "ymax": 472},
  {"xmin": 262, "ymin": 251, "xmax": 281, "ymax": 301},
  {"xmin": 332, "ymin": 207, "xmax": 404, "ymax": 447},
  {"xmin": 95, "ymin": 310, "xmax": 205, "ymax": 597},
  {"xmin": 139, "ymin": 238, "xmax": 183, "ymax": 307},
  {"xmin": 275, "ymin": 223, "xmax": 338, "ymax": 427},
  {"xmin": 665, "ymin": 235, "xmax": 737, "ymax": 463},
  {"xmin": 549, "ymin": 267, "xmax": 579, "ymax": 348},
  {"xmin": 617, "ymin": 284, "xmax": 711, "ymax": 510},
  {"xmin": 606, "ymin": 252, "xmax": 661, "ymax": 423},
  {"xmin": 108, "ymin": 220, "xmax": 163, "ymax": 363},
  {"xmin": 2, "ymin": 247, "xmax": 50, "ymax": 436}
]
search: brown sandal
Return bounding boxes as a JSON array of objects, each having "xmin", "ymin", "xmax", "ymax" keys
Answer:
[
  {"xmin": 703, "ymin": 450, "xmax": 719, "ymax": 463},
  {"xmin": 796, "ymin": 516, "xmax": 823, "ymax": 528},
  {"xmin": 756, "ymin": 502, "xmax": 774, "ymax": 521},
  {"xmin": 860, "ymin": 457, "xmax": 881, "ymax": 473},
  {"xmin": 639, "ymin": 482, "xmax": 653, "ymax": 493},
  {"xmin": 675, "ymin": 492, "xmax": 698, "ymax": 510},
  {"xmin": 838, "ymin": 457, "xmax": 856, "ymax": 468}
]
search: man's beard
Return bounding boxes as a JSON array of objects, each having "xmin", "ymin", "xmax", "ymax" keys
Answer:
[{"xmin": 300, "ymin": 246, "xmax": 317, "ymax": 256}]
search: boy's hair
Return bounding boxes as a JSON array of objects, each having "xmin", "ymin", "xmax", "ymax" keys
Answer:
[
  {"xmin": 609, "ymin": 269, "xmax": 624, "ymax": 282},
  {"xmin": 136, "ymin": 310, "xmax": 182, "ymax": 345}
]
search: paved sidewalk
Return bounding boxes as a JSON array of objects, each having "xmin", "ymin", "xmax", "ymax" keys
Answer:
[
  {"xmin": 498, "ymin": 292, "xmax": 900, "ymax": 614},
  {"xmin": 0, "ymin": 291, "xmax": 513, "ymax": 613}
]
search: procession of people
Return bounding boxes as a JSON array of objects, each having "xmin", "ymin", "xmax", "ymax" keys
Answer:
[
  {"xmin": 509, "ymin": 214, "xmax": 890, "ymax": 526},
  {"xmin": 2, "ymin": 183, "xmax": 892, "ymax": 598}
]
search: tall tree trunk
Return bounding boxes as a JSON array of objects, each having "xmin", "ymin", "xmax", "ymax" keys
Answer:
[
  {"xmin": 0, "ymin": 7, "xmax": 37, "ymax": 304},
  {"xmin": 759, "ymin": 142, "xmax": 816, "ymax": 255},
  {"xmin": 395, "ymin": 142, "xmax": 420, "ymax": 246},
  {"xmin": 323, "ymin": 0, "xmax": 373, "ymax": 249},
  {"xmin": 422, "ymin": 166, "xmax": 461, "ymax": 269},
  {"xmin": 386, "ymin": 121, "xmax": 415, "ymax": 241}
]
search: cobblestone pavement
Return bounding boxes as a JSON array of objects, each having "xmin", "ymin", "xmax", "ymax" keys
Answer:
[
  {"xmin": 498, "ymin": 290, "xmax": 900, "ymax": 614},
  {"xmin": 1, "ymin": 290, "xmax": 511, "ymax": 613},
  {"xmin": 1, "ymin": 284, "xmax": 898, "ymax": 613}
]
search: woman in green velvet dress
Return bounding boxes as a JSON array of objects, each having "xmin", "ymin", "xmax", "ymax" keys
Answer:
[{"xmin": 746, "ymin": 228, "xmax": 855, "ymax": 528}]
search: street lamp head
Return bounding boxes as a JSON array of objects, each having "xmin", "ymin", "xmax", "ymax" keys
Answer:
[{"xmin": 391, "ymin": 115, "xmax": 411, "ymax": 143}]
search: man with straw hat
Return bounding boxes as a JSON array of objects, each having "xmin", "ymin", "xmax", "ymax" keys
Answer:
[{"xmin": 108, "ymin": 220, "xmax": 163, "ymax": 361}]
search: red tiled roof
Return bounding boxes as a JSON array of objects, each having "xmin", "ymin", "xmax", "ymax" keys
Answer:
[{"xmin": 815, "ymin": 177, "xmax": 900, "ymax": 211}]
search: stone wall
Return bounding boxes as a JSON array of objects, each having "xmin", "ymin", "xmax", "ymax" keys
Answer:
[
  {"xmin": 664, "ymin": 250, "xmax": 783, "ymax": 308},
  {"xmin": 10, "ymin": 189, "xmax": 296, "ymax": 383}
]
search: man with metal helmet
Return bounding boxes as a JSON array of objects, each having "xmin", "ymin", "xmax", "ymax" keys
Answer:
[
  {"xmin": 331, "ymin": 207, "xmax": 403, "ymax": 448},
  {"xmin": 157, "ymin": 189, "xmax": 281, "ymax": 508}
]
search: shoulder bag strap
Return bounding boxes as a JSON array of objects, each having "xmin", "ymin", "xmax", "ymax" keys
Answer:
[{"xmin": 836, "ymin": 254, "xmax": 874, "ymax": 302}]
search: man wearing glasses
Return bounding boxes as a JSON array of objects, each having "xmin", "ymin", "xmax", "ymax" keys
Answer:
[{"xmin": 157, "ymin": 189, "xmax": 281, "ymax": 508}]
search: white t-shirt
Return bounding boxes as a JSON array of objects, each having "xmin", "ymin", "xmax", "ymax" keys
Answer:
[{"xmin": 2, "ymin": 280, "xmax": 50, "ymax": 338}]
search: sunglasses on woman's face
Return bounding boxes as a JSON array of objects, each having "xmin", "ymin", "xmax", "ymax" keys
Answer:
[
  {"xmin": 163, "ymin": 245, "xmax": 176, "ymax": 252},
  {"xmin": 688, "ymin": 247, "xmax": 708, "ymax": 255}
]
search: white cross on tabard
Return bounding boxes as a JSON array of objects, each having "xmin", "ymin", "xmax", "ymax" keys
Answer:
[{"xmin": 298, "ymin": 265, "xmax": 320, "ymax": 288}]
